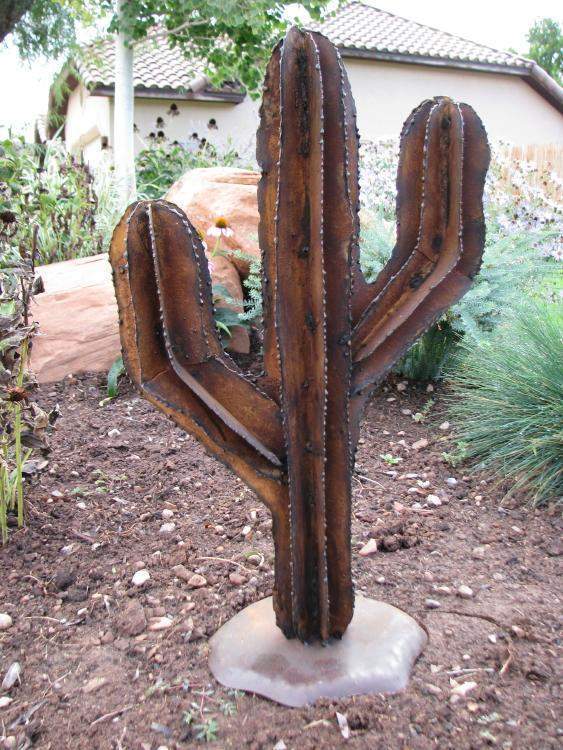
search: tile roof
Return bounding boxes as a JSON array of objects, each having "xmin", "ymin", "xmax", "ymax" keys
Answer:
[
  {"xmin": 77, "ymin": 33, "xmax": 241, "ymax": 98},
  {"xmin": 66, "ymin": 1, "xmax": 560, "ymax": 113},
  {"xmin": 314, "ymin": 2, "xmax": 532, "ymax": 70}
]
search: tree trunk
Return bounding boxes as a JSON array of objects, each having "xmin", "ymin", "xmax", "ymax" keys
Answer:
[
  {"xmin": 0, "ymin": 0, "xmax": 34, "ymax": 43},
  {"xmin": 114, "ymin": 0, "xmax": 136, "ymax": 209}
]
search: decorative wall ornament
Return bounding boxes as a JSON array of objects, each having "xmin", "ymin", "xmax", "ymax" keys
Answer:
[{"xmin": 110, "ymin": 27, "xmax": 489, "ymax": 706}]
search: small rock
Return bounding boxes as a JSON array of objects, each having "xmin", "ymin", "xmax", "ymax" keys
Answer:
[
  {"xmin": 426, "ymin": 494, "xmax": 442, "ymax": 507},
  {"xmin": 426, "ymin": 384, "xmax": 434, "ymax": 393},
  {"xmin": 2, "ymin": 662, "xmax": 21, "ymax": 690},
  {"xmin": 434, "ymin": 585, "xmax": 451, "ymax": 595},
  {"xmin": 148, "ymin": 616, "xmax": 173, "ymax": 631},
  {"xmin": 51, "ymin": 489, "xmax": 64, "ymax": 499},
  {"xmin": 412, "ymin": 438, "xmax": 429, "ymax": 451},
  {"xmin": 401, "ymin": 408, "xmax": 412, "ymax": 416},
  {"xmin": 83, "ymin": 676, "xmax": 107, "ymax": 693},
  {"xmin": 273, "ymin": 742, "xmax": 287, "ymax": 750},
  {"xmin": 229, "ymin": 572, "xmax": 247, "ymax": 586},
  {"xmin": 450, "ymin": 680, "xmax": 477, "ymax": 702},
  {"xmin": 54, "ymin": 569, "xmax": 76, "ymax": 591},
  {"xmin": 65, "ymin": 587, "xmax": 88, "ymax": 602},
  {"xmin": 396, "ymin": 382, "xmax": 407, "ymax": 392},
  {"xmin": 425, "ymin": 598, "xmax": 441, "ymax": 609},
  {"xmin": 132, "ymin": 569, "xmax": 151, "ymax": 587},
  {"xmin": 359, "ymin": 538, "xmax": 378, "ymax": 556},
  {"xmin": 161, "ymin": 509, "xmax": 174, "ymax": 520},
  {"xmin": 187, "ymin": 574, "xmax": 207, "ymax": 589},
  {"xmin": 117, "ymin": 599, "xmax": 146, "ymax": 636},
  {"xmin": 511, "ymin": 625, "xmax": 525, "ymax": 638},
  {"xmin": 446, "ymin": 477, "xmax": 458, "ymax": 487},
  {"xmin": 159, "ymin": 522, "xmax": 176, "ymax": 534},
  {"xmin": 172, "ymin": 564, "xmax": 192, "ymax": 582},
  {"xmin": 488, "ymin": 634, "xmax": 497, "ymax": 644},
  {"xmin": 457, "ymin": 585, "xmax": 474, "ymax": 599},
  {"xmin": 0, "ymin": 696, "xmax": 13, "ymax": 708},
  {"xmin": 107, "ymin": 428, "xmax": 121, "ymax": 438},
  {"xmin": 439, "ymin": 421, "xmax": 450, "ymax": 431},
  {"xmin": 472, "ymin": 546, "xmax": 486, "ymax": 560},
  {"xmin": 0, "ymin": 614, "xmax": 13, "ymax": 631}
]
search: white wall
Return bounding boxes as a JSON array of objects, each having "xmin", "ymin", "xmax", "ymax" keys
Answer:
[
  {"xmin": 118, "ymin": 95, "xmax": 260, "ymax": 160},
  {"xmin": 65, "ymin": 85, "xmax": 111, "ymax": 165},
  {"xmin": 344, "ymin": 59, "xmax": 563, "ymax": 146},
  {"xmin": 64, "ymin": 61, "xmax": 562, "ymax": 169}
]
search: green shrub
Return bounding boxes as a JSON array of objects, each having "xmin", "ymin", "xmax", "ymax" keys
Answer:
[
  {"xmin": 0, "ymin": 135, "xmax": 106, "ymax": 265},
  {"xmin": 445, "ymin": 303, "xmax": 563, "ymax": 507},
  {"xmin": 136, "ymin": 136, "xmax": 243, "ymax": 200},
  {"xmin": 358, "ymin": 139, "xmax": 562, "ymax": 381},
  {"xmin": 0, "ymin": 226, "xmax": 57, "ymax": 540}
]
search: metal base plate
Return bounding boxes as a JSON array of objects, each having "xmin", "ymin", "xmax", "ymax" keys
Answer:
[{"xmin": 209, "ymin": 595, "xmax": 427, "ymax": 707}]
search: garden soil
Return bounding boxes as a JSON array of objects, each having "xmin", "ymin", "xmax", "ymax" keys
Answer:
[{"xmin": 0, "ymin": 370, "xmax": 560, "ymax": 749}]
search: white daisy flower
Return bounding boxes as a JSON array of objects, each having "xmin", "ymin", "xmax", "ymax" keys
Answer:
[{"xmin": 207, "ymin": 217, "xmax": 234, "ymax": 238}]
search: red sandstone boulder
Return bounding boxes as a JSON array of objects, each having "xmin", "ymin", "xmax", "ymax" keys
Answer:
[
  {"xmin": 165, "ymin": 167, "xmax": 260, "ymax": 278},
  {"xmin": 31, "ymin": 252, "xmax": 249, "ymax": 383}
]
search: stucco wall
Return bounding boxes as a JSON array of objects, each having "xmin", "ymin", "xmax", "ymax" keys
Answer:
[
  {"xmin": 343, "ymin": 59, "xmax": 563, "ymax": 146},
  {"xmin": 65, "ymin": 85, "xmax": 111, "ymax": 164},
  {"xmin": 65, "ymin": 60, "xmax": 562, "ymax": 167},
  {"xmin": 126, "ymin": 96, "xmax": 260, "ymax": 159}
]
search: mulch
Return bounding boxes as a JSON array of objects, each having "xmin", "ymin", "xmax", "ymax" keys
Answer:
[{"xmin": 0, "ymin": 370, "xmax": 560, "ymax": 749}]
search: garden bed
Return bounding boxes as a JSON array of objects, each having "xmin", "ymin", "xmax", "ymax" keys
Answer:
[{"xmin": 0, "ymin": 373, "xmax": 560, "ymax": 749}]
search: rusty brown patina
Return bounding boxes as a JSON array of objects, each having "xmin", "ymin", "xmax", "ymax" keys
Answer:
[{"xmin": 109, "ymin": 27, "xmax": 489, "ymax": 644}]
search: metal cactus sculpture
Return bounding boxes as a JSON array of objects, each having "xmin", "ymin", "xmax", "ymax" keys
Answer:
[{"xmin": 110, "ymin": 27, "xmax": 489, "ymax": 703}]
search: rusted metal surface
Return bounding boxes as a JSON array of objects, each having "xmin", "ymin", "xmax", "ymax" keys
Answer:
[{"xmin": 110, "ymin": 27, "xmax": 489, "ymax": 643}]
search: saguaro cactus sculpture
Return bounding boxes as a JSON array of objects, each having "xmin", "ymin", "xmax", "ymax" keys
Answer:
[{"xmin": 110, "ymin": 27, "xmax": 489, "ymax": 701}]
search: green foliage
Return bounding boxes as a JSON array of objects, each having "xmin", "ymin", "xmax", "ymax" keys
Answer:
[
  {"xmin": 0, "ymin": 135, "xmax": 108, "ymax": 265},
  {"xmin": 136, "ymin": 136, "xmax": 242, "ymax": 200},
  {"xmin": 360, "ymin": 214, "xmax": 554, "ymax": 380},
  {"xmin": 399, "ymin": 321, "xmax": 459, "ymax": 382},
  {"xmin": 446, "ymin": 303, "xmax": 563, "ymax": 507},
  {"xmin": 358, "ymin": 138, "xmax": 562, "ymax": 382},
  {"xmin": 239, "ymin": 254, "xmax": 262, "ymax": 324},
  {"xmin": 194, "ymin": 717, "xmax": 219, "ymax": 743},
  {"xmin": 212, "ymin": 284, "xmax": 248, "ymax": 345},
  {"xmin": 106, "ymin": 356, "xmax": 125, "ymax": 399},
  {"xmin": 4, "ymin": 0, "xmax": 102, "ymax": 59},
  {"xmin": 105, "ymin": 0, "xmax": 333, "ymax": 97},
  {"xmin": 526, "ymin": 18, "xmax": 562, "ymax": 84},
  {"xmin": 0, "ymin": 217, "xmax": 56, "ymax": 541}
]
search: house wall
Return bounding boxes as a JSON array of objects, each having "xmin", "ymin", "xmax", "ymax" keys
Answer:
[
  {"xmin": 126, "ymin": 96, "xmax": 260, "ymax": 159},
  {"xmin": 65, "ymin": 85, "xmax": 111, "ymax": 166},
  {"xmin": 65, "ymin": 60, "xmax": 562, "ymax": 170},
  {"xmin": 344, "ymin": 59, "xmax": 563, "ymax": 146}
]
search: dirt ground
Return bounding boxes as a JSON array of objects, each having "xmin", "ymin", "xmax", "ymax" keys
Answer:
[{"xmin": 0, "ymin": 371, "xmax": 560, "ymax": 750}]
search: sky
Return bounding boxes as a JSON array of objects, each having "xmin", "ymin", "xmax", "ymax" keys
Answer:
[{"xmin": 1, "ymin": 0, "xmax": 562, "ymax": 138}]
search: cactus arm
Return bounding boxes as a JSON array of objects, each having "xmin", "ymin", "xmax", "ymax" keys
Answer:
[
  {"xmin": 109, "ymin": 202, "xmax": 286, "ymax": 509},
  {"xmin": 350, "ymin": 98, "xmax": 490, "ymax": 396},
  {"xmin": 146, "ymin": 200, "xmax": 285, "ymax": 464},
  {"xmin": 351, "ymin": 99, "xmax": 434, "ymax": 324}
]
